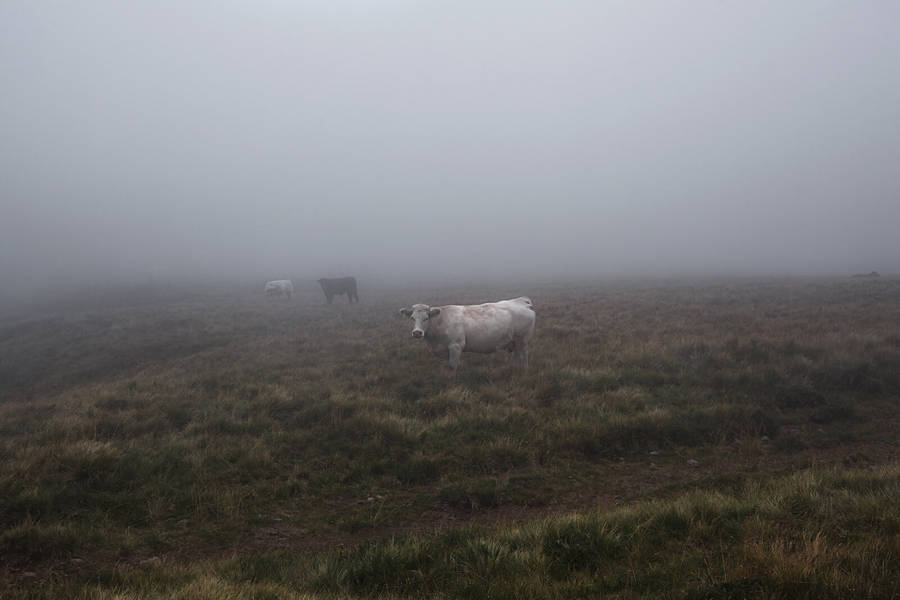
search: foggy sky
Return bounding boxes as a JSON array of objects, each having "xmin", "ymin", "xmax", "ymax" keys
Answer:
[{"xmin": 2, "ymin": 1, "xmax": 899, "ymax": 300}]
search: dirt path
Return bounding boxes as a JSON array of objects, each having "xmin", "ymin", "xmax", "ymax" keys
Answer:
[{"xmin": 181, "ymin": 436, "xmax": 900, "ymax": 559}]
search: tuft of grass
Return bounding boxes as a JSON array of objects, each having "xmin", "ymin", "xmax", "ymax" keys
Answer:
[
  {"xmin": 542, "ymin": 517, "xmax": 625, "ymax": 578},
  {"xmin": 0, "ymin": 519, "xmax": 79, "ymax": 563}
]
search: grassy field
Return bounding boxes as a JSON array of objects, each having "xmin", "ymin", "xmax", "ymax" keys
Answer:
[{"xmin": 1, "ymin": 277, "xmax": 898, "ymax": 598}]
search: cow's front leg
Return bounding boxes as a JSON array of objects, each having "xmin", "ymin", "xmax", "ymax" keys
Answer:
[{"xmin": 447, "ymin": 343, "xmax": 463, "ymax": 378}]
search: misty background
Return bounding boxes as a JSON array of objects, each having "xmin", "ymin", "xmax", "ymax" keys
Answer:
[{"xmin": 2, "ymin": 1, "xmax": 899, "ymax": 307}]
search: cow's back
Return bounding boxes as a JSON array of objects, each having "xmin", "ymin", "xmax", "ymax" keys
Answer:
[
  {"xmin": 453, "ymin": 301, "xmax": 529, "ymax": 353},
  {"xmin": 265, "ymin": 280, "xmax": 293, "ymax": 296},
  {"xmin": 494, "ymin": 298, "xmax": 535, "ymax": 344},
  {"xmin": 321, "ymin": 277, "xmax": 355, "ymax": 291}
]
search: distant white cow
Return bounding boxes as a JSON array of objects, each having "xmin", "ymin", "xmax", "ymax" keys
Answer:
[
  {"xmin": 264, "ymin": 280, "xmax": 294, "ymax": 299},
  {"xmin": 399, "ymin": 297, "xmax": 535, "ymax": 376}
]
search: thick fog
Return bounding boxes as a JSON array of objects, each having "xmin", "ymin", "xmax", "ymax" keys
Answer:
[{"xmin": 2, "ymin": 1, "xmax": 899, "ymax": 304}]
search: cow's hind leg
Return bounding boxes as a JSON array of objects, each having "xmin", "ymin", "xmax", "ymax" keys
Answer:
[{"xmin": 514, "ymin": 340, "xmax": 529, "ymax": 370}]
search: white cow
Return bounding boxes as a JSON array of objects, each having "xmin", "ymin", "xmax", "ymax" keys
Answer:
[
  {"xmin": 264, "ymin": 280, "xmax": 294, "ymax": 299},
  {"xmin": 399, "ymin": 297, "xmax": 535, "ymax": 376}
]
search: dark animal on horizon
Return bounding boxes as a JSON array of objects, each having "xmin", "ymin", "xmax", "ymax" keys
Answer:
[
  {"xmin": 317, "ymin": 277, "xmax": 359, "ymax": 303},
  {"xmin": 399, "ymin": 296, "xmax": 535, "ymax": 377}
]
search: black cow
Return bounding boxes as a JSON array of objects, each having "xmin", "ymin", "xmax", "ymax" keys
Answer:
[{"xmin": 317, "ymin": 277, "xmax": 359, "ymax": 303}]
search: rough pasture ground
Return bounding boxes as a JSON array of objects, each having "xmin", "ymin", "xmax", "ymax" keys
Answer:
[{"xmin": 1, "ymin": 277, "xmax": 898, "ymax": 597}]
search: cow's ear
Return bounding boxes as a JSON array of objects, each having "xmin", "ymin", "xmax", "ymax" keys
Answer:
[
  {"xmin": 428, "ymin": 308, "xmax": 441, "ymax": 317},
  {"xmin": 399, "ymin": 308, "xmax": 412, "ymax": 317}
]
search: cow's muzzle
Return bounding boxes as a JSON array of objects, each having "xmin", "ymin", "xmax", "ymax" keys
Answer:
[{"xmin": 412, "ymin": 330, "xmax": 424, "ymax": 338}]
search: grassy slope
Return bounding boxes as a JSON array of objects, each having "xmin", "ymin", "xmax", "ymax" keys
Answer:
[
  {"xmin": 1, "ymin": 278, "xmax": 898, "ymax": 597},
  {"xmin": 19, "ymin": 464, "xmax": 896, "ymax": 600}
]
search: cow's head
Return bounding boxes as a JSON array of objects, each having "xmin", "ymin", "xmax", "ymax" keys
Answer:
[{"xmin": 399, "ymin": 304, "xmax": 441, "ymax": 338}]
